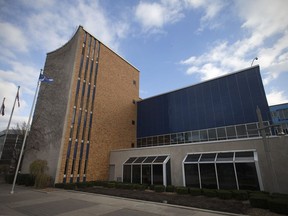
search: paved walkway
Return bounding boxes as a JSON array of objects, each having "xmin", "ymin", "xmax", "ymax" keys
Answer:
[{"xmin": 0, "ymin": 184, "xmax": 245, "ymax": 216}]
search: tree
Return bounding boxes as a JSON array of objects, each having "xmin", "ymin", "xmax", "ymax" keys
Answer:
[{"xmin": 29, "ymin": 160, "xmax": 51, "ymax": 188}]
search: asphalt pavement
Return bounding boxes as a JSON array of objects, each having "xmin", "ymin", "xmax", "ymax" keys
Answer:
[{"xmin": 0, "ymin": 184, "xmax": 245, "ymax": 216}]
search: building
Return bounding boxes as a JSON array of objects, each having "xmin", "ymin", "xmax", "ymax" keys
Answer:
[
  {"xmin": 21, "ymin": 26, "xmax": 139, "ymax": 183},
  {"xmin": 110, "ymin": 67, "xmax": 288, "ymax": 193},
  {"xmin": 270, "ymin": 103, "xmax": 288, "ymax": 134},
  {"xmin": 0, "ymin": 130, "xmax": 24, "ymax": 172},
  {"xmin": 22, "ymin": 26, "xmax": 288, "ymax": 193}
]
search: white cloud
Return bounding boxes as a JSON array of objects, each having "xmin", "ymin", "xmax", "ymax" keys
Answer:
[
  {"xmin": 0, "ymin": 22, "xmax": 28, "ymax": 54},
  {"xmin": 135, "ymin": 0, "xmax": 183, "ymax": 32},
  {"xmin": 181, "ymin": 0, "xmax": 288, "ymax": 90},
  {"xmin": 266, "ymin": 89, "xmax": 288, "ymax": 106}
]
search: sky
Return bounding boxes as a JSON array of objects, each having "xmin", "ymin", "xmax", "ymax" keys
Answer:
[{"xmin": 0, "ymin": 0, "xmax": 288, "ymax": 131}]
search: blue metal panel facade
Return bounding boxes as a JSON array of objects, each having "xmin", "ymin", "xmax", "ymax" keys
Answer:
[{"xmin": 137, "ymin": 66, "xmax": 271, "ymax": 138}]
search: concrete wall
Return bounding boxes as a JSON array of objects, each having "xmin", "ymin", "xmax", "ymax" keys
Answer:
[
  {"xmin": 21, "ymin": 28, "xmax": 81, "ymax": 180},
  {"xmin": 110, "ymin": 136, "xmax": 288, "ymax": 193}
]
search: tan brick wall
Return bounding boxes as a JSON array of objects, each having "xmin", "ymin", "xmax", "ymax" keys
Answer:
[
  {"xmin": 56, "ymin": 26, "xmax": 139, "ymax": 182},
  {"xmin": 87, "ymin": 43, "xmax": 139, "ymax": 181}
]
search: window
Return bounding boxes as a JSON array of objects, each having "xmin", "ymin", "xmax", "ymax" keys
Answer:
[
  {"xmin": 183, "ymin": 151, "xmax": 261, "ymax": 191},
  {"xmin": 123, "ymin": 155, "xmax": 170, "ymax": 186},
  {"xmin": 133, "ymin": 80, "xmax": 136, "ymax": 85},
  {"xmin": 132, "ymin": 120, "xmax": 135, "ymax": 125}
]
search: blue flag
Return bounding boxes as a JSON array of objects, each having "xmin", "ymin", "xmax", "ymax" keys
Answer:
[{"xmin": 39, "ymin": 74, "xmax": 54, "ymax": 83}]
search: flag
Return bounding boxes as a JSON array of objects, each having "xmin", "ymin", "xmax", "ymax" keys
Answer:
[
  {"xmin": 16, "ymin": 90, "xmax": 20, "ymax": 107},
  {"xmin": 39, "ymin": 74, "xmax": 54, "ymax": 83},
  {"xmin": 0, "ymin": 98, "xmax": 5, "ymax": 116}
]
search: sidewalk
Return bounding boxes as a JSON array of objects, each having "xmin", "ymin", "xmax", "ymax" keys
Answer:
[{"xmin": 0, "ymin": 184, "xmax": 245, "ymax": 216}]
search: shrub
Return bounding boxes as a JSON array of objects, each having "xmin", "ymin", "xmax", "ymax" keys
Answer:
[
  {"xmin": 271, "ymin": 192, "xmax": 288, "ymax": 199},
  {"xmin": 249, "ymin": 194, "xmax": 269, "ymax": 209},
  {"xmin": 35, "ymin": 173, "xmax": 51, "ymax": 189},
  {"xmin": 16, "ymin": 174, "xmax": 35, "ymax": 186},
  {"xmin": 165, "ymin": 185, "xmax": 175, "ymax": 192},
  {"xmin": 29, "ymin": 160, "xmax": 50, "ymax": 189},
  {"xmin": 94, "ymin": 180, "xmax": 107, "ymax": 187},
  {"xmin": 5, "ymin": 174, "xmax": 14, "ymax": 184},
  {"xmin": 217, "ymin": 190, "xmax": 232, "ymax": 200},
  {"xmin": 54, "ymin": 183, "xmax": 65, "ymax": 188},
  {"xmin": 107, "ymin": 182, "xmax": 116, "ymax": 188},
  {"xmin": 189, "ymin": 188, "xmax": 202, "ymax": 196},
  {"xmin": 202, "ymin": 189, "xmax": 217, "ymax": 197},
  {"xmin": 63, "ymin": 183, "xmax": 76, "ymax": 190},
  {"xmin": 232, "ymin": 190, "xmax": 249, "ymax": 200},
  {"xmin": 175, "ymin": 186, "xmax": 189, "ymax": 194},
  {"xmin": 133, "ymin": 184, "xmax": 147, "ymax": 191},
  {"xmin": 86, "ymin": 181, "xmax": 95, "ymax": 187},
  {"xmin": 269, "ymin": 198, "xmax": 288, "ymax": 214},
  {"xmin": 154, "ymin": 185, "xmax": 165, "ymax": 192}
]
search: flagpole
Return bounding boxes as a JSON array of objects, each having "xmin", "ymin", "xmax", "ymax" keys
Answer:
[
  {"xmin": 11, "ymin": 72, "xmax": 42, "ymax": 194},
  {"xmin": 0, "ymin": 86, "xmax": 20, "ymax": 160}
]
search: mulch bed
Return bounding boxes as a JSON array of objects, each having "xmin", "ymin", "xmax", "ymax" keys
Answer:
[{"xmin": 77, "ymin": 187, "xmax": 250, "ymax": 215}]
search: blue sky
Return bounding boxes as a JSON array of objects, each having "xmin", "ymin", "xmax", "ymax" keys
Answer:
[{"xmin": 1, "ymin": 0, "xmax": 288, "ymax": 130}]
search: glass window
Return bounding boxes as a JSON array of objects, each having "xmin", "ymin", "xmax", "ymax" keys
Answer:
[
  {"xmin": 192, "ymin": 131, "xmax": 200, "ymax": 142},
  {"xmin": 216, "ymin": 152, "xmax": 234, "ymax": 162},
  {"xmin": 147, "ymin": 137, "xmax": 153, "ymax": 146},
  {"xmin": 185, "ymin": 154, "xmax": 201, "ymax": 163},
  {"xmin": 137, "ymin": 139, "xmax": 142, "ymax": 147},
  {"xmin": 164, "ymin": 135, "xmax": 170, "ymax": 145},
  {"xmin": 123, "ymin": 165, "xmax": 131, "ymax": 183},
  {"xmin": 235, "ymin": 151, "xmax": 254, "ymax": 161},
  {"xmin": 142, "ymin": 138, "xmax": 147, "ymax": 147},
  {"xmin": 143, "ymin": 156, "xmax": 156, "ymax": 163},
  {"xmin": 158, "ymin": 136, "xmax": 164, "ymax": 145},
  {"xmin": 247, "ymin": 123, "xmax": 259, "ymax": 137},
  {"xmin": 184, "ymin": 132, "xmax": 192, "ymax": 143},
  {"xmin": 152, "ymin": 136, "xmax": 158, "ymax": 146},
  {"xmin": 217, "ymin": 128, "xmax": 226, "ymax": 140},
  {"xmin": 177, "ymin": 133, "xmax": 185, "ymax": 144},
  {"xmin": 216, "ymin": 163, "xmax": 237, "ymax": 189},
  {"xmin": 208, "ymin": 129, "xmax": 217, "ymax": 141},
  {"xmin": 154, "ymin": 156, "xmax": 167, "ymax": 163},
  {"xmin": 125, "ymin": 157, "xmax": 137, "ymax": 164},
  {"xmin": 142, "ymin": 165, "xmax": 151, "ymax": 185},
  {"xmin": 200, "ymin": 153, "xmax": 216, "ymax": 162},
  {"xmin": 171, "ymin": 134, "xmax": 177, "ymax": 144},
  {"xmin": 184, "ymin": 164, "xmax": 200, "ymax": 188},
  {"xmin": 153, "ymin": 164, "xmax": 163, "ymax": 185},
  {"xmin": 200, "ymin": 130, "xmax": 208, "ymax": 141},
  {"xmin": 132, "ymin": 165, "xmax": 141, "ymax": 184},
  {"xmin": 134, "ymin": 157, "xmax": 146, "ymax": 164},
  {"xmin": 199, "ymin": 164, "xmax": 217, "ymax": 189},
  {"xmin": 226, "ymin": 126, "xmax": 236, "ymax": 139},
  {"xmin": 235, "ymin": 163, "xmax": 260, "ymax": 190},
  {"xmin": 236, "ymin": 125, "xmax": 247, "ymax": 138}
]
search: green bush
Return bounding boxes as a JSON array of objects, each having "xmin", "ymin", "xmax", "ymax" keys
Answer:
[
  {"xmin": 86, "ymin": 181, "xmax": 95, "ymax": 187},
  {"xmin": 269, "ymin": 198, "xmax": 288, "ymax": 214},
  {"xmin": 217, "ymin": 190, "xmax": 232, "ymax": 200},
  {"xmin": 189, "ymin": 188, "xmax": 202, "ymax": 196},
  {"xmin": 107, "ymin": 182, "xmax": 116, "ymax": 188},
  {"xmin": 154, "ymin": 185, "xmax": 165, "ymax": 192},
  {"xmin": 29, "ymin": 160, "xmax": 50, "ymax": 189},
  {"xmin": 249, "ymin": 194, "xmax": 269, "ymax": 209},
  {"xmin": 133, "ymin": 184, "xmax": 147, "ymax": 191},
  {"xmin": 18, "ymin": 174, "xmax": 35, "ymax": 186},
  {"xmin": 271, "ymin": 192, "xmax": 288, "ymax": 199},
  {"xmin": 94, "ymin": 180, "xmax": 107, "ymax": 187},
  {"xmin": 54, "ymin": 183, "xmax": 65, "ymax": 188},
  {"xmin": 202, "ymin": 189, "xmax": 217, "ymax": 197},
  {"xmin": 5, "ymin": 174, "xmax": 14, "ymax": 184},
  {"xmin": 35, "ymin": 173, "xmax": 51, "ymax": 189},
  {"xmin": 175, "ymin": 186, "xmax": 189, "ymax": 194},
  {"xmin": 63, "ymin": 183, "xmax": 76, "ymax": 190},
  {"xmin": 165, "ymin": 185, "xmax": 175, "ymax": 192},
  {"xmin": 231, "ymin": 190, "xmax": 249, "ymax": 200}
]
